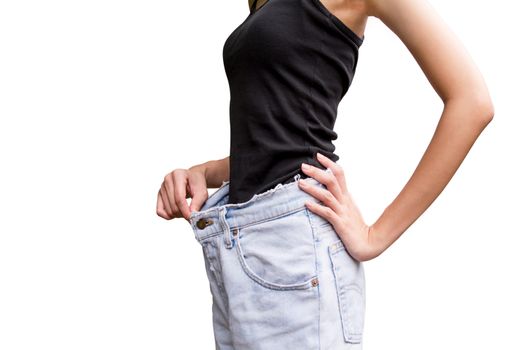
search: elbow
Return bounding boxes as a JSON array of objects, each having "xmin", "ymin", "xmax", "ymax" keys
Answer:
[
  {"xmin": 465, "ymin": 88, "xmax": 495, "ymax": 126},
  {"xmin": 470, "ymin": 87, "xmax": 495, "ymax": 126},
  {"xmin": 476, "ymin": 96, "xmax": 495, "ymax": 126},
  {"xmin": 447, "ymin": 91, "xmax": 495, "ymax": 128}
]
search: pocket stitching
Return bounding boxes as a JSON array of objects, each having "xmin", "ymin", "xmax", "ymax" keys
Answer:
[
  {"xmin": 329, "ymin": 240, "xmax": 365, "ymax": 343},
  {"xmin": 235, "ymin": 232, "xmax": 318, "ymax": 291},
  {"xmin": 237, "ymin": 206, "xmax": 305, "ymax": 232}
]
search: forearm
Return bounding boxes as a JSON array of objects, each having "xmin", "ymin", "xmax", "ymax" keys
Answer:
[
  {"xmin": 369, "ymin": 98, "xmax": 494, "ymax": 258},
  {"xmin": 189, "ymin": 156, "xmax": 230, "ymax": 189}
]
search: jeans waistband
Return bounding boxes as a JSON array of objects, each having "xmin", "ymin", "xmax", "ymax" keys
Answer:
[{"xmin": 189, "ymin": 168, "xmax": 333, "ymax": 243}]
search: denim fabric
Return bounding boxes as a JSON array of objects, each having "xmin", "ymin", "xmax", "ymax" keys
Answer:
[{"xmin": 188, "ymin": 168, "xmax": 366, "ymax": 349}]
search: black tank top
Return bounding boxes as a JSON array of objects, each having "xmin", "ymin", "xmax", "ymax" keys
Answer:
[{"xmin": 224, "ymin": 0, "xmax": 364, "ymax": 204}]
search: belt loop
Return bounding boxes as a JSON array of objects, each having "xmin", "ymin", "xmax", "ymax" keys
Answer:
[{"xmin": 219, "ymin": 207, "xmax": 233, "ymax": 249}]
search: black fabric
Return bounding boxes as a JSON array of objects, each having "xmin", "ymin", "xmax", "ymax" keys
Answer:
[{"xmin": 224, "ymin": 0, "xmax": 364, "ymax": 204}]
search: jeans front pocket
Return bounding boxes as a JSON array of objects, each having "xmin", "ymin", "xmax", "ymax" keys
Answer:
[
  {"xmin": 234, "ymin": 208, "xmax": 319, "ymax": 291},
  {"xmin": 328, "ymin": 239, "xmax": 366, "ymax": 344}
]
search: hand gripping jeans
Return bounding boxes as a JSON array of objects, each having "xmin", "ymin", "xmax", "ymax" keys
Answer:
[{"xmin": 188, "ymin": 168, "xmax": 366, "ymax": 349}]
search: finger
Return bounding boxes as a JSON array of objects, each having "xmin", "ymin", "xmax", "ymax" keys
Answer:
[
  {"xmin": 299, "ymin": 179, "xmax": 343, "ymax": 215},
  {"xmin": 160, "ymin": 183, "xmax": 176, "ymax": 218},
  {"xmin": 156, "ymin": 190, "xmax": 170, "ymax": 220},
  {"xmin": 304, "ymin": 200, "xmax": 339, "ymax": 227},
  {"xmin": 187, "ymin": 173, "xmax": 208, "ymax": 213},
  {"xmin": 173, "ymin": 172, "xmax": 191, "ymax": 221},
  {"xmin": 161, "ymin": 181, "xmax": 175, "ymax": 215},
  {"xmin": 163, "ymin": 172, "xmax": 178, "ymax": 215},
  {"xmin": 316, "ymin": 152, "xmax": 349, "ymax": 196},
  {"xmin": 301, "ymin": 160, "xmax": 344, "ymax": 202}
]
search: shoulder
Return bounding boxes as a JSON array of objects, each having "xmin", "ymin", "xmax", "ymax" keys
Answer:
[
  {"xmin": 360, "ymin": 0, "xmax": 451, "ymax": 47},
  {"xmin": 362, "ymin": 0, "xmax": 488, "ymax": 102}
]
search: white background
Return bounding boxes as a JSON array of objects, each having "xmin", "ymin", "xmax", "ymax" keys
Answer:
[{"xmin": 0, "ymin": 0, "xmax": 523, "ymax": 349}]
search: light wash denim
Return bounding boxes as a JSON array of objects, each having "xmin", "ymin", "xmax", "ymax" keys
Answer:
[{"xmin": 188, "ymin": 168, "xmax": 366, "ymax": 349}]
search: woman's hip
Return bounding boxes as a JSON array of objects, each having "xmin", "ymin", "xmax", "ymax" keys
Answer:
[{"xmin": 188, "ymin": 170, "xmax": 366, "ymax": 349}]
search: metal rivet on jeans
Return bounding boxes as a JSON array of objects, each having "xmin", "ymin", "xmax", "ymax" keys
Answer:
[{"xmin": 311, "ymin": 277, "xmax": 319, "ymax": 287}]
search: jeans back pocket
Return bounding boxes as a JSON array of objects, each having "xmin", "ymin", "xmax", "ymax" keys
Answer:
[{"xmin": 328, "ymin": 239, "xmax": 366, "ymax": 344}]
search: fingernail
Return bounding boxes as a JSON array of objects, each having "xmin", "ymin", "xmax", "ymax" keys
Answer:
[
  {"xmin": 301, "ymin": 163, "xmax": 310, "ymax": 169},
  {"xmin": 317, "ymin": 152, "xmax": 325, "ymax": 159}
]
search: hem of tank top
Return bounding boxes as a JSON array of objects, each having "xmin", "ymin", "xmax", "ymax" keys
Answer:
[{"xmin": 310, "ymin": 0, "xmax": 365, "ymax": 48}]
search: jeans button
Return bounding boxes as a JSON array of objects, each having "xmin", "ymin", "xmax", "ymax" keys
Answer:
[{"xmin": 196, "ymin": 218, "xmax": 213, "ymax": 230}]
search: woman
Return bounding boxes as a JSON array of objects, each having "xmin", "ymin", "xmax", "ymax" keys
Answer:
[{"xmin": 157, "ymin": 0, "xmax": 494, "ymax": 348}]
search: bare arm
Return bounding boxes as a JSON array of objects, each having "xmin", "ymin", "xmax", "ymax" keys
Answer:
[
  {"xmin": 364, "ymin": 0, "xmax": 494, "ymax": 258},
  {"xmin": 190, "ymin": 156, "xmax": 230, "ymax": 189},
  {"xmin": 156, "ymin": 156, "xmax": 229, "ymax": 221}
]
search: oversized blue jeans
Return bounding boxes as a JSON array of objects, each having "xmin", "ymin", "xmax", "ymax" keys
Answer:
[{"xmin": 188, "ymin": 168, "xmax": 366, "ymax": 349}]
